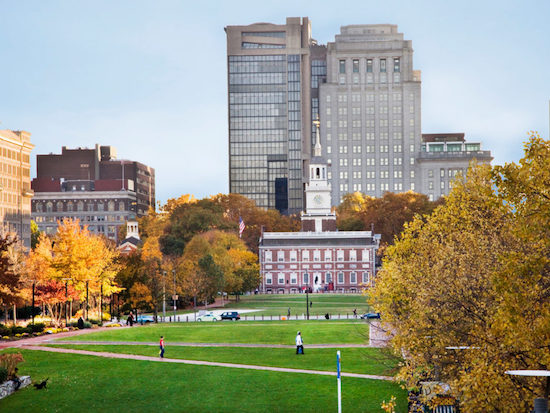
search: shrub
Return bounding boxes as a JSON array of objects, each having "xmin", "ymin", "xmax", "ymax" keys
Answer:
[
  {"xmin": 10, "ymin": 326, "xmax": 32, "ymax": 336},
  {"xmin": 0, "ymin": 326, "xmax": 9, "ymax": 337},
  {"xmin": 106, "ymin": 323, "xmax": 121, "ymax": 328},
  {"xmin": 0, "ymin": 353, "xmax": 25, "ymax": 379},
  {"xmin": 0, "ymin": 366, "xmax": 7, "ymax": 383},
  {"xmin": 29, "ymin": 322, "xmax": 45, "ymax": 333}
]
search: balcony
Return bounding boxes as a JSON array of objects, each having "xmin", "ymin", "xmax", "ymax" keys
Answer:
[{"xmin": 416, "ymin": 150, "xmax": 493, "ymax": 161}]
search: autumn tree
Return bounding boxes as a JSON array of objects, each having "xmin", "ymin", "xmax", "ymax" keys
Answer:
[
  {"xmin": 337, "ymin": 191, "xmax": 442, "ymax": 246},
  {"xmin": 0, "ymin": 234, "xmax": 22, "ymax": 324},
  {"xmin": 370, "ymin": 134, "xmax": 550, "ymax": 412}
]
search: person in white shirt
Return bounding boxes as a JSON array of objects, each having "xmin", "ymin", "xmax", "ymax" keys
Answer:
[{"xmin": 296, "ymin": 331, "xmax": 304, "ymax": 355}]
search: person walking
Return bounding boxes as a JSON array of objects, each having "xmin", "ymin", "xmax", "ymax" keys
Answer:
[
  {"xmin": 287, "ymin": 307, "xmax": 291, "ymax": 318},
  {"xmin": 295, "ymin": 331, "xmax": 304, "ymax": 355},
  {"xmin": 159, "ymin": 336, "xmax": 165, "ymax": 358},
  {"xmin": 353, "ymin": 308, "xmax": 357, "ymax": 318}
]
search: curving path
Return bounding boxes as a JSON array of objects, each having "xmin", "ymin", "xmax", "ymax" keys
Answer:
[
  {"xmin": 21, "ymin": 345, "xmax": 393, "ymax": 381},
  {"xmin": 50, "ymin": 340, "xmax": 372, "ymax": 348}
]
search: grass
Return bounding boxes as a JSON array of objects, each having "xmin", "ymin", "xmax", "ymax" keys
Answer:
[
  {"xmin": 1, "ymin": 349, "xmax": 408, "ymax": 412},
  {"xmin": 57, "ymin": 320, "xmax": 371, "ymax": 344},
  {"xmin": 48, "ymin": 345, "xmax": 400, "ymax": 376},
  {"xmin": 162, "ymin": 293, "xmax": 371, "ymax": 317}
]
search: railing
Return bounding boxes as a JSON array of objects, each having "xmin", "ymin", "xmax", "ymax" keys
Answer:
[{"xmin": 154, "ymin": 313, "xmax": 363, "ymax": 323}]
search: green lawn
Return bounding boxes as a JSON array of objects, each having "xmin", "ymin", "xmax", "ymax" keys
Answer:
[
  {"xmin": 58, "ymin": 320, "xmax": 370, "ymax": 344},
  {"xmin": 49, "ymin": 345, "xmax": 399, "ymax": 376},
  {"xmin": 1, "ymin": 349, "xmax": 408, "ymax": 412},
  {"xmin": 164, "ymin": 293, "xmax": 371, "ymax": 317}
]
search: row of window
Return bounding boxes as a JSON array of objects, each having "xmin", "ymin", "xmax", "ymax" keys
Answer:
[
  {"xmin": 327, "ymin": 131, "xmax": 415, "ymax": 141},
  {"xmin": 339, "ymin": 58, "xmax": 400, "ymax": 74},
  {"xmin": 327, "ymin": 93, "xmax": 414, "ymax": 103},
  {"xmin": 338, "ymin": 182, "xmax": 411, "ymax": 194},
  {"xmin": 327, "ymin": 106, "xmax": 414, "ymax": 116},
  {"xmin": 34, "ymin": 200, "xmax": 128, "ymax": 213},
  {"xmin": 325, "ymin": 119, "xmax": 415, "ymax": 129},
  {"xmin": 264, "ymin": 248, "xmax": 372, "ymax": 262},
  {"xmin": 335, "ymin": 157, "xmax": 415, "ymax": 167},
  {"xmin": 265, "ymin": 271, "xmax": 370, "ymax": 285}
]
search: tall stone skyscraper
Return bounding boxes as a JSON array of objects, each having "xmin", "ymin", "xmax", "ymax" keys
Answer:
[
  {"xmin": 319, "ymin": 24, "xmax": 422, "ymax": 203},
  {"xmin": 225, "ymin": 18, "xmax": 312, "ymax": 215}
]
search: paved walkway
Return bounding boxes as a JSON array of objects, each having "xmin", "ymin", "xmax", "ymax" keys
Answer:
[
  {"xmin": 21, "ymin": 345, "xmax": 393, "ymax": 381},
  {"xmin": 50, "ymin": 340, "xmax": 372, "ymax": 348}
]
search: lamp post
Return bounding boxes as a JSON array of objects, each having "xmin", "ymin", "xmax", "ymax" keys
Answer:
[
  {"xmin": 85, "ymin": 281, "xmax": 89, "ymax": 320},
  {"xmin": 505, "ymin": 370, "xmax": 550, "ymax": 413},
  {"xmin": 172, "ymin": 270, "xmax": 177, "ymax": 320},
  {"xmin": 305, "ymin": 288, "xmax": 309, "ymax": 320},
  {"xmin": 162, "ymin": 271, "xmax": 166, "ymax": 320},
  {"xmin": 61, "ymin": 278, "xmax": 71, "ymax": 326},
  {"xmin": 31, "ymin": 282, "xmax": 35, "ymax": 326}
]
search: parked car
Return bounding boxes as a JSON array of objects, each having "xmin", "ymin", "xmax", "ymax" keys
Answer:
[
  {"xmin": 137, "ymin": 315, "xmax": 155, "ymax": 324},
  {"xmin": 220, "ymin": 311, "xmax": 240, "ymax": 321},
  {"xmin": 360, "ymin": 312, "xmax": 381, "ymax": 320},
  {"xmin": 197, "ymin": 312, "xmax": 221, "ymax": 322}
]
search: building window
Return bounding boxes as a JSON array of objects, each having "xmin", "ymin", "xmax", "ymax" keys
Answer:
[
  {"xmin": 349, "ymin": 250, "xmax": 357, "ymax": 261},
  {"xmin": 326, "ymin": 272, "xmax": 332, "ymax": 283},
  {"xmin": 77, "ymin": 201, "xmax": 84, "ymax": 212},
  {"xmin": 266, "ymin": 273, "xmax": 272, "ymax": 285},
  {"xmin": 108, "ymin": 201, "xmax": 115, "ymax": 211},
  {"xmin": 362, "ymin": 249, "xmax": 370, "ymax": 261},
  {"xmin": 441, "ymin": 181, "xmax": 445, "ymax": 190},
  {"xmin": 290, "ymin": 273, "xmax": 297, "ymax": 284},
  {"xmin": 380, "ymin": 59, "xmax": 386, "ymax": 73},
  {"xmin": 302, "ymin": 250, "xmax": 310, "ymax": 261},
  {"xmin": 290, "ymin": 250, "xmax": 297, "ymax": 262},
  {"xmin": 337, "ymin": 272, "xmax": 344, "ymax": 284},
  {"xmin": 278, "ymin": 273, "xmax": 285, "ymax": 284},
  {"xmin": 339, "ymin": 60, "xmax": 346, "ymax": 74},
  {"xmin": 313, "ymin": 250, "xmax": 321, "ymax": 261},
  {"xmin": 350, "ymin": 272, "xmax": 357, "ymax": 284},
  {"xmin": 362, "ymin": 272, "xmax": 370, "ymax": 283},
  {"xmin": 265, "ymin": 250, "xmax": 272, "ymax": 262},
  {"xmin": 324, "ymin": 250, "xmax": 332, "ymax": 261},
  {"xmin": 277, "ymin": 251, "xmax": 285, "ymax": 262},
  {"xmin": 67, "ymin": 201, "xmax": 74, "ymax": 212},
  {"xmin": 352, "ymin": 59, "xmax": 359, "ymax": 73},
  {"xmin": 303, "ymin": 273, "xmax": 309, "ymax": 284},
  {"xmin": 393, "ymin": 58, "xmax": 400, "ymax": 72},
  {"xmin": 337, "ymin": 250, "xmax": 344, "ymax": 261},
  {"xmin": 429, "ymin": 181, "xmax": 434, "ymax": 190},
  {"xmin": 366, "ymin": 59, "xmax": 373, "ymax": 73},
  {"xmin": 55, "ymin": 201, "xmax": 63, "ymax": 212},
  {"xmin": 97, "ymin": 202, "xmax": 104, "ymax": 211},
  {"xmin": 46, "ymin": 202, "xmax": 53, "ymax": 213}
]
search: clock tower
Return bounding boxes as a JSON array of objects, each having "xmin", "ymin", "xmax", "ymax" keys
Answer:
[{"xmin": 301, "ymin": 118, "xmax": 337, "ymax": 232}]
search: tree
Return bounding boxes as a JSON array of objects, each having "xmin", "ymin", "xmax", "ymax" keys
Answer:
[
  {"xmin": 0, "ymin": 234, "xmax": 21, "ymax": 325},
  {"xmin": 30, "ymin": 220, "xmax": 41, "ymax": 250},
  {"xmin": 337, "ymin": 191, "xmax": 442, "ymax": 246},
  {"xmin": 370, "ymin": 134, "xmax": 550, "ymax": 411},
  {"xmin": 34, "ymin": 280, "xmax": 79, "ymax": 327}
]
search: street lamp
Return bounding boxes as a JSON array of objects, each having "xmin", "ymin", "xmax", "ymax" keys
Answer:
[
  {"xmin": 505, "ymin": 370, "xmax": 550, "ymax": 413},
  {"xmin": 172, "ymin": 270, "xmax": 177, "ymax": 320},
  {"xmin": 61, "ymin": 278, "xmax": 71, "ymax": 326},
  {"xmin": 162, "ymin": 271, "xmax": 166, "ymax": 320}
]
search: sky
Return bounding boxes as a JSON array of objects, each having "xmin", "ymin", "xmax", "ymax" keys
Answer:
[{"xmin": 1, "ymin": 0, "xmax": 549, "ymax": 204}]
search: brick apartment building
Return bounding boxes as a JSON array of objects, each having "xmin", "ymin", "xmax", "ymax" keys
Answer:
[{"xmin": 31, "ymin": 144, "xmax": 155, "ymax": 242}]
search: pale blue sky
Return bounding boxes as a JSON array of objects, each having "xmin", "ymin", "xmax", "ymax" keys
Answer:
[{"xmin": 1, "ymin": 0, "xmax": 549, "ymax": 204}]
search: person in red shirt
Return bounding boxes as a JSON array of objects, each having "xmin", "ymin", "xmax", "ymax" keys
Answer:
[{"xmin": 159, "ymin": 336, "xmax": 165, "ymax": 358}]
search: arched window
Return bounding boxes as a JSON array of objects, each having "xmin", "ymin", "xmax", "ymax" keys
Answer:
[
  {"xmin": 36, "ymin": 203, "xmax": 43, "ymax": 213},
  {"xmin": 118, "ymin": 201, "xmax": 125, "ymax": 211},
  {"xmin": 56, "ymin": 201, "xmax": 63, "ymax": 212},
  {"xmin": 108, "ymin": 201, "xmax": 115, "ymax": 211},
  {"xmin": 97, "ymin": 202, "xmax": 104, "ymax": 211},
  {"xmin": 77, "ymin": 201, "xmax": 84, "ymax": 211},
  {"xmin": 67, "ymin": 201, "xmax": 74, "ymax": 212},
  {"xmin": 46, "ymin": 202, "xmax": 53, "ymax": 213},
  {"xmin": 87, "ymin": 203, "xmax": 94, "ymax": 212}
]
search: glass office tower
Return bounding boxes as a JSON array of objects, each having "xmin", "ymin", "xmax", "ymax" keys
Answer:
[{"xmin": 226, "ymin": 18, "xmax": 312, "ymax": 215}]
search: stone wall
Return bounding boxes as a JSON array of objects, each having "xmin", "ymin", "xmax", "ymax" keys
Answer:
[{"xmin": 0, "ymin": 376, "xmax": 31, "ymax": 399}]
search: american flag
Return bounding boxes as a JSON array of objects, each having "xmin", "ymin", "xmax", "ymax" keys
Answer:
[{"xmin": 239, "ymin": 216, "xmax": 245, "ymax": 238}]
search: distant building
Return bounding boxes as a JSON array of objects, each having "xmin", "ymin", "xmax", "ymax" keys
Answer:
[
  {"xmin": 259, "ymin": 125, "xmax": 380, "ymax": 294},
  {"xmin": 0, "ymin": 129, "xmax": 34, "ymax": 248},
  {"xmin": 117, "ymin": 220, "xmax": 141, "ymax": 255},
  {"xmin": 226, "ymin": 18, "xmax": 494, "ymax": 210},
  {"xmin": 417, "ymin": 133, "xmax": 493, "ymax": 200},
  {"xmin": 31, "ymin": 144, "xmax": 155, "ymax": 242},
  {"xmin": 225, "ymin": 17, "xmax": 313, "ymax": 215}
]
